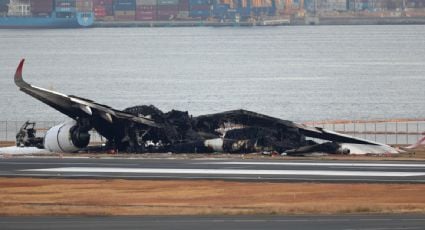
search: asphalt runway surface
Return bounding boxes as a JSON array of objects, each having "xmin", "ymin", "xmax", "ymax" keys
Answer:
[
  {"xmin": 1, "ymin": 158, "xmax": 425, "ymax": 183},
  {"xmin": 1, "ymin": 215, "xmax": 424, "ymax": 230}
]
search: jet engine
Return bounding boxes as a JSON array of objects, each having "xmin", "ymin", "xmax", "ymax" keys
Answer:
[{"xmin": 44, "ymin": 121, "xmax": 90, "ymax": 153}]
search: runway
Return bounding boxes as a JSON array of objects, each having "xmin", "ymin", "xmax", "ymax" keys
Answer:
[
  {"xmin": 1, "ymin": 215, "xmax": 424, "ymax": 230},
  {"xmin": 1, "ymin": 158, "xmax": 425, "ymax": 183}
]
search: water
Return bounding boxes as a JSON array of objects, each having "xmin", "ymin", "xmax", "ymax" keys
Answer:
[{"xmin": 1, "ymin": 25, "xmax": 424, "ymax": 122}]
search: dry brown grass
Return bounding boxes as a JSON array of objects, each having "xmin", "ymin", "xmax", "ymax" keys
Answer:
[
  {"xmin": 0, "ymin": 178, "xmax": 425, "ymax": 216},
  {"xmin": 0, "ymin": 142, "xmax": 15, "ymax": 147},
  {"xmin": 401, "ymin": 146, "xmax": 425, "ymax": 158}
]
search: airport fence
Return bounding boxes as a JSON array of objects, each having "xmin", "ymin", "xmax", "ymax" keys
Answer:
[
  {"xmin": 303, "ymin": 119, "xmax": 425, "ymax": 146},
  {"xmin": 0, "ymin": 119, "xmax": 424, "ymax": 146}
]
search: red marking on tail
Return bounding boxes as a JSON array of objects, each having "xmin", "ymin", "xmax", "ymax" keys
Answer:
[
  {"xmin": 406, "ymin": 136, "xmax": 425, "ymax": 149},
  {"xmin": 15, "ymin": 59, "xmax": 25, "ymax": 79}
]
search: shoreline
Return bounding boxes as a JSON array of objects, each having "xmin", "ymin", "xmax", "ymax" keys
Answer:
[{"xmin": 92, "ymin": 17, "xmax": 425, "ymax": 28}]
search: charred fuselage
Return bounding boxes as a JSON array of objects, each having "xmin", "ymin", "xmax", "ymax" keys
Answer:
[{"xmin": 110, "ymin": 105, "xmax": 307, "ymax": 153}]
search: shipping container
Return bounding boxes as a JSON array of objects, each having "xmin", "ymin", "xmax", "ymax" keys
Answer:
[
  {"xmin": 158, "ymin": 0, "xmax": 179, "ymax": 5},
  {"xmin": 189, "ymin": 9, "xmax": 210, "ymax": 17},
  {"xmin": 55, "ymin": 0, "xmax": 77, "ymax": 14},
  {"xmin": 94, "ymin": 5, "xmax": 106, "ymax": 16},
  {"xmin": 318, "ymin": 0, "xmax": 347, "ymax": 11},
  {"xmin": 56, "ymin": 7, "xmax": 77, "ymax": 12},
  {"xmin": 93, "ymin": 0, "xmax": 113, "ymax": 5},
  {"xmin": 191, "ymin": 4, "xmax": 210, "ymax": 10},
  {"xmin": 218, "ymin": 0, "xmax": 234, "ymax": 8},
  {"xmin": 157, "ymin": 4, "xmax": 178, "ymax": 19},
  {"xmin": 190, "ymin": 0, "xmax": 210, "ymax": 5},
  {"xmin": 135, "ymin": 4, "xmax": 156, "ymax": 20},
  {"xmin": 93, "ymin": 0, "xmax": 113, "ymax": 17},
  {"xmin": 114, "ymin": 9, "xmax": 135, "ymax": 20},
  {"xmin": 30, "ymin": 0, "xmax": 53, "ymax": 15},
  {"xmin": 0, "ymin": 1, "xmax": 8, "ymax": 14},
  {"xmin": 114, "ymin": 9, "xmax": 136, "ymax": 15},
  {"xmin": 136, "ymin": 11, "xmax": 156, "ymax": 20},
  {"xmin": 212, "ymin": 3, "xmax": 229, "ymax": 18},
  {"xmin": 92, "ymin": 0, "xmax": 113, "ymax": 6},
  {"xmin": 236, "ymin": 0, "xmax": 251, "ymax": 8},
  {"xmin": 76, "ymin": 0, "xmax": 93, "ymax": 11},
  {"xmin": 157, "ymin": 4, "xmax": 178, "ymax": 10},
  {"xmin": 253, "ymin": 0, "xmax": 272, "ymax": 8},
  {"xmin": 95, "ymin": 6, "xmax": 112, "ymax": 15},
  {"xmin": 347, "ymin": 0, "xmax": 372, "ymax": 11},
  {"xmin": 408, "ymin": 0, "xmax": 425, "ymax": 8},
  {"xmin": 237, "ymin": 6, "xmax": 250, "ymax": 17},
  {"xmin": 136, "ymin": 0, "xmax": 156, "ymax": 5},
  {"xmin": 157, "ymin": 10, "xmax": 178, "ymax": 19},
  {"xmin": 114, "ymin": 0, "xmax": 136, "ymax": 5},
  {"xmin": 137, "ymin": 4, "xmax": 156, "ymax": 9},
  {"xmin": 56, "ymin": 0, "xmax": 77, "ymax": 7},
  {"xmin": 177, "ymin": 10, "xmax": 189, "ymax": 17},
  {"xmin": 178, "ymin": 0, "xmax": 189, "ymax": 11},
  {"xmin": 114, "ymin": 0, "xmax": 136, "ymax": 10},
  {"xmin": 7, "ymin": 0, "xmax": 31, "ymax": 16},
  {"xmin": 189, "ymin": 0, "xmax": 211, "ymax": 18},
  {"xmin": 0, "ymin": 0, "xmax": 9, "ymax": 5},
  {"xmin": 252, "ymin": 6, "xmax": 273, "ymax": 16}
]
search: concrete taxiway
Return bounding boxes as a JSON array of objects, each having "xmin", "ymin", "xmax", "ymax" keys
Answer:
[
  {"xmin": 0, "ymin": 215, "xmax": 424, "ymax": 230},
  {"xmin": 0, "ymin": 158, "xmax": 425, "ymax": 183}
]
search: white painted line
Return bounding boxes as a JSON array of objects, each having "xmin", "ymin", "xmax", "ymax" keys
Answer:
[
  {"xmin": 22, "ymin": 167, "xmax": 425, "ymax": 177},
  {"xmin": 6, "ymin": 173, "xmax": 425, "ymax": 183},
  {"xmin": 196, "ymin": 162, "xmax": 425, "ymax": 168},
  {"xmin": 0, "ymin": 162, "xmax": 139, "ymax": 166}
]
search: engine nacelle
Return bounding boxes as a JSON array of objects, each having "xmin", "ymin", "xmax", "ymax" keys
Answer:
[{"xmin": 44, "ymin": 121, "xmax": 90, "ymax": 153}]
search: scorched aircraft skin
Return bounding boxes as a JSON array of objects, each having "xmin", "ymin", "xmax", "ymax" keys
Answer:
[{"xmin": 13, "ymin": 59, "xmax": 395, "ymax": 154}]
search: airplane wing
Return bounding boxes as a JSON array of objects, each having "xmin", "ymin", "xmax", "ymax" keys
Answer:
[
  {"xmin": 194, "ymin": 109, "xmax": 378, "ymax": 145},
  {"xmin": 14, "ymin": 59, "xmax": 160, "ymax": 127},
  {"xmin": 296, "ymin": 124, "xmax": 380, "ymax": 145}
]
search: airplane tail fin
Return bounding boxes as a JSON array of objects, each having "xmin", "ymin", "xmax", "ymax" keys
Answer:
[
  {"xmin": 405, "ymin": 136, "xmax": 425, "ymax": 149},
  {"xmin": 14, "ymin": 59, "xmax": 30, "ymax": 88}
]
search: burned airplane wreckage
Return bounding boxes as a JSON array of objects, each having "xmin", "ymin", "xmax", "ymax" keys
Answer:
[{"xmin": 13, "ymin": 59, "xmax": 398, "ymax": 155}]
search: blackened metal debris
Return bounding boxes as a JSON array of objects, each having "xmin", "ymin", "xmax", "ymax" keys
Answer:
[{"xmin": 13, "ymin": 59, "xmax": 398, "ymax": 155}]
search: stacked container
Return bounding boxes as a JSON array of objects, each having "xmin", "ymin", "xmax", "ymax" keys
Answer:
[
  {"xmin": 0, "ymin": 0, "xmax": 10, "ymax": 15},
  {"xmin": 157, "ymin": 0, "xmax": 179, "ymax": 20},
  {"xmin": 212, "ymin": 0, "xmax": 233, "ymax": 18},
  {"xmin": 56, "ymin": 0, "xmax": 77, "ymax": 12},
  {"xmin": 408, "ymin": 0, "xmax": 425, "ymax": 8},
  {"xmin": 178, "ymin": 0, "xmax": 189, "ymax": 18},
  {"xmin": 236, "ymin": 0, "xmax": 251, "ymax": 17},
  {"xmin": 135, "ymin": 0, "xmax": 156, "ymax": 21},
  {"xmin": 348, "ymin": 0, "xmax": 370, "ymax": 11},
  {"xmin": 93, "ymin": 0, "xmax": 113, "ymax": 19},
  {"xmin": 213, "ymin": 3, "xmax": 229, "ymax": 18},
  {"xmin": 30, "ymin": 0, "xmax": 54, "ymax": 16},
  {"xmin": 318, "ymin": 0, "xmax": 347, "ymax": 11},
  {"xmin": 212, "ymin": 0, "xmax": 263, "ymax": 19},
  {"xmin": 114, "ymin": 0, "xmax": 136, "ymax": 20},
  {"xmin": 7, "ymin": 0, "xmax": 31, "ymax": 16},
  {"xmin": 76, "ymin": 0, "xmax": 93, "ymax": 11},
  {"xmin": 189, "ymin": 0, "xmax": 211, "ymax": 18}
]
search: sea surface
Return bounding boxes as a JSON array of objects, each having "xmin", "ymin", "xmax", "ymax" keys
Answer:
[{"xmin": 0, "ymin": 25, "xmax": 424, "ymax": 122}]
